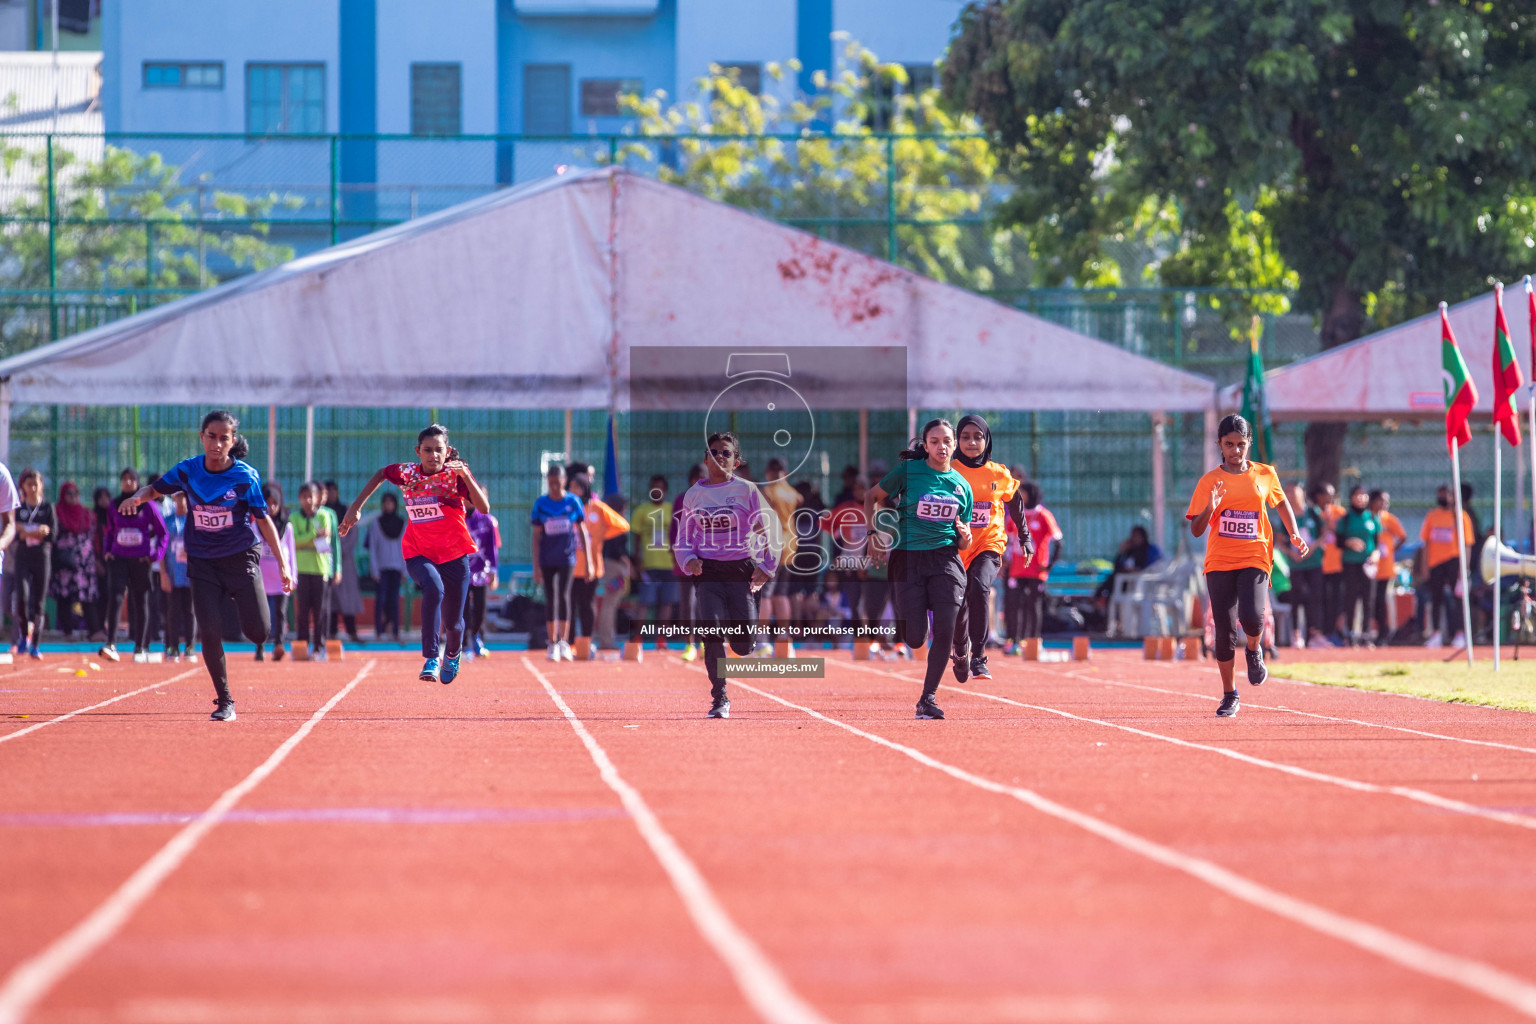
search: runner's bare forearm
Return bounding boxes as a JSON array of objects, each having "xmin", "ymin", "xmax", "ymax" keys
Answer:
[{"xmin": 340, "ymin": 469, "xmax": 389, "ymax": 532}]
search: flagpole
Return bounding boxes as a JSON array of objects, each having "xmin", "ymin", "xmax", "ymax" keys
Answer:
[
  {"xmin": 1451, "ymin": 438, "xmax": 1475, "ymax": 668},
  {"xmin": 1494, "ymin": 436, "xmax": 1501, "ymax": 670},
  {"xmin": 1495, "ymin": 281, "xmax": 1504, "ymax": 672},
  {"xmin": 1528, "ymin": 276, "xmax": 1536, "ymax": 551}
]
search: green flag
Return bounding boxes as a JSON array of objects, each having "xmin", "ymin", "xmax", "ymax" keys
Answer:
[{"xmin": 1240, "ymin": 315, "xmax": 1275, "ymax": 463}]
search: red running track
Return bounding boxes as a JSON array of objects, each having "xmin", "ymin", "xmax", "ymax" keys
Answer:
[{"xmin": 2, "ymin": 647, "xmax": 1536, "ymax": 1023}]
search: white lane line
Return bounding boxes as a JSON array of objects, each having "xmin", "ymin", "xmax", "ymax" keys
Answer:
[
  {"xmin": 836, "ymin": 660, "xmax": 1536, "ymax": 832},
  {"xmin": 0, "ymin": 661, "xmax": 375, "ymax": 1024},
  {"xmin": 1048, "ymin": 666, "xmax": 1536, "ymax": 757},
  {"xmin": 728, "ymin": 677, "xmax": 1536, "ymax": 1019},
  {"xmin": 0, "ymin": 669, "xmax": 203, "ymax": 746},
  {"xmin": 523, "ymin": 658, "xmax": 832, "ymax": 1024}
]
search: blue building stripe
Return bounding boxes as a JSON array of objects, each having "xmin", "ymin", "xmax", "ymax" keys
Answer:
[
  {"xmin": 796, "ymin": 0, "xmax": 832, "ymax": 98},
  {"xmin": 339, "ymin": 0, "xmax": 377, "ymax": 226}
]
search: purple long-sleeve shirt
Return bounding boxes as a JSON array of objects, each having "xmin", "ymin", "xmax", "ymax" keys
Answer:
[
  {"xmin": 105, "ymin": 500, "xmax": 168, "ymax": 560},
  {"xmin": 466, "ymin": 510, "xmax": 500, "ymax": 587},
  {"xmin": 673, "ymin": 477, "xmax": 779, "ymax": 576}
]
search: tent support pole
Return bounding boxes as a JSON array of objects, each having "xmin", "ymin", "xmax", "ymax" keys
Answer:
[
  {"xmin": 267, "ymin": 405, "xmax": 277, "ymax": 481},
  {"xmin": 304, "ymin": 405, "xmax": 315, "ymax": 484},
  {"xmin": 858, "ymin": 409, "xmax": 868, "ymax": 479},
  {"xmin": 0, "ymin": 380, "xmax": 10, "ymax": 466},
  {"xmin": 564, "ymin": 409, "xmax": 573, "ymax": 462},
  {"xmin": 1203, "ymin": 404, "xmax": 1217, "ymax": 471},
  {"xmin": 1152, "ymin": 411, "xmax": 1167, "ymax": 551},
  {"xmin": 907, "ymin": 408, "xmax": 916, "ymax": 443}
]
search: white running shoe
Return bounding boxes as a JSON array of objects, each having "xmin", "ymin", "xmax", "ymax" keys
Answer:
[
  {"xmin": 559, "ymin": 640, "xmax": 575, "ymax": 661},
  {"xmin": 1451, "ymin": 632, "xmax": 1467, "ymax": 650},
  {"xmin": 1423, "ymin": 631, "xmax": 1443, "ymax": 649},
  {"xmin": 546, "ymin": 643, "xmax": 559, "ymax": 662}
]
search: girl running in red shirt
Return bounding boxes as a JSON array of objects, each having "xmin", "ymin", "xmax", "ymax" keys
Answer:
[{"xmin": 341, "ymin": 424, "xmax": 490, "ymax": 684}]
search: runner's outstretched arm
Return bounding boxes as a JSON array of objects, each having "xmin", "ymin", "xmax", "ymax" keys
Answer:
[{"xmin": 338, "ymin": 469, "xmax": 389, "ymax": 537}]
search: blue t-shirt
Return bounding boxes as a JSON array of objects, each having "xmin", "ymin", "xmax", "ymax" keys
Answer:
[
  {"xmin": 531, "ymin": 492, "xmax": 584, "ymax": 567},
  {"xmin": 152, "ymin": 456, "xmax": 269, "ymax": 560}
]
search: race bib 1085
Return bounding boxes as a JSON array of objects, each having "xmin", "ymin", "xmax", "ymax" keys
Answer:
[
  {"xmin": 916, "ymin": 493, "xmax": 960, "ymax": 522},
  {"xmin": 1217, "ymin": 509, "xmax": 1261, "ymax": 540}
]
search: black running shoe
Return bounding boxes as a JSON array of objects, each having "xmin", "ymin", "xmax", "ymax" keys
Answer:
[
  {"xmin": 254, "ymin": 647, "xmax": 265, "ymax": 662},
  {"xmin": 971, "ymin": 654, "xmax": 990, "ymax": 680},
  {"xmin": 1244, "ymin": 646, "xmax": 1268, "ymax": 686},
  {"xmin": 951, "ymin": 652, "xmax": 970, "ymax": 683},
  {"xmin": 1216, "ymin": 691, "xmax": 1240, "ymax": 718},
  {"xmin": 707, "ymin": 696, "xmax": 730, "ymax": 719},
  {"xmin": 915, "ymin": 695, "xmax": 945, "ymax": 719},
  {"xmin": 210, "ymin": 699, "xmax": 237, "ymax": 722}
]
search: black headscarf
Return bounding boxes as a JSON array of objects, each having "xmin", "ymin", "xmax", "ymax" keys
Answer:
[
  {"xmin": 377, "ymin": 494, "xmax": 405, "ymax": 540},
  {"xmin": 955, "ymin": 414, "xmax": 993, "ymax": 469}
]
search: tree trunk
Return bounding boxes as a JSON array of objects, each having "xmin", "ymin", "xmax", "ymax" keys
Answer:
[{"xmin": 1304, "ymin": 279, "xmax": 1367, "ymax": 491}]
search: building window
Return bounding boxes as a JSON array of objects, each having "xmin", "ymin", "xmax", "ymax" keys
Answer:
[
  {"xmin": 718, "ymin": 62, "xmax": 761, "ymax": 95},
  {"xmin": 144, "ymin": 62, "xmax": 224, "ymax": 90},
  {"xmin": 866, "ymin": 63, "xmax": 938, "ymax": 131},
  {"xmin": 246, "ymin": 62, "xmax": 325, "ymax": 134},
  {"xmin": 523, "ymin": 64, "xmax": 571, "ymax": 135},
  {"xmin": 411, "ymin": 63, "xmax": 462, "ymax": 135},
  {"xmin": 579, "ymin": 78, "xmax": 642, "ymax": 118}
]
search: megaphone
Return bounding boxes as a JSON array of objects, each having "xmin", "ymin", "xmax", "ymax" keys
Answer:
[{"xmin": 1481, "ymin": 539, "xmax": 1536, "ymax": 583}]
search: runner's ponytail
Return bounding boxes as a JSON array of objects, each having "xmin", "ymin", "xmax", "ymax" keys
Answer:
[
  {"xmin": 230, "ymin": 434, "xmax": 250, "ymax": 460},
  {"xmin": 899, "ymin": 418, "xmax": 955, "ymax": 461}
]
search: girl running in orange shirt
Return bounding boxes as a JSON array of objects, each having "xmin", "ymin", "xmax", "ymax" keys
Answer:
[
  {"xmin": 949, "ymin": 415, "xmax": 1030, "ymax": 681},
  {"xmin": 1187, "ymin": 414, "xmax": 1309, "ymax": 718}
]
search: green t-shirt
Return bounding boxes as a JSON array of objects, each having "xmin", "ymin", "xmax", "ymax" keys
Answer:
[
  {"xmin": 1337, "ymin": 508, "xmax": 1381, "ymax": 566},
  {"xmin": 292, "ymin": 507, "xmax": 338, "ymax": 577},
  {"xmin": 1294, "ymin": 506, "xmax": 1325, "ymax": 571},
  {"xmin": 629, "ymin": 499, "xmax": 674, "ymax": 571},
  {"xmin": 876, "ymin": 460, "xmax": 974, "ymax": 551}
]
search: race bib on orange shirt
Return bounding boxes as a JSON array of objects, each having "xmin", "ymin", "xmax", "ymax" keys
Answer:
[
  {"xmin": 1217, "ymin": 509, "xmax": 1261, "ymax": 540},
  {"xmin": 971, "ymin": 501, "xmax": 992, "ymax": 528},
  {"xmin": 1430, "ymin": 526, "xmax": 1454, "ymax": 544}
]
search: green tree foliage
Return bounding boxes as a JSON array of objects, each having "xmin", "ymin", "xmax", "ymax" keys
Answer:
[
  {"xmin": 614, "ymin": 42, "xmax": 1023, "ymax": 290},
  {"xmin": 943, "ymin": 0, "xmax": 1536, "ymax": 482},
  {"xmin": 1, "ymin": 141, "xmax": 297, "ymax": 352}
]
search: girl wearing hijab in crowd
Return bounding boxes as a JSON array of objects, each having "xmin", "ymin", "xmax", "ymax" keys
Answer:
[
  {"xmin": 364, "ymin": 492, "xmax": 407, "ymax": 642},
  {"xmin": 90, "ymin": 486, "xmax": 113, "ymax": 641},
  {"xmin": 949, "ymin": 415, "xmax": 1030, "ymax": 682},
  {"xmin": 51, "ymin": 481, "xmax": 98, "ymax": 640},
  {"xmin": 257, "ymin": 482, "xmax": 298, "ymax": 661}
]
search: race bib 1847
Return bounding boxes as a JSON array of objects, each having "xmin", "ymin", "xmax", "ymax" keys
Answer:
[
  {"xmin": 916, "ymin": 493, "xmax": 960, "ymax": 522},
  {"xmin": 406, "ymin": 496, "xmax": 444, "ymax": 523},
  {"xmin": 1217, "ymin": 509, "xmax": 1261, "ymax": 540}
]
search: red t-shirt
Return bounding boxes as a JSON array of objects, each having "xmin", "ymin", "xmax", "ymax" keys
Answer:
[
  {"xmin": 381, "ymin": 463, "xmax": 477, "ymax": 564},
  {"xmin": 1006, "ymin": 506, "xmax": 1062, "ymax": 580}
]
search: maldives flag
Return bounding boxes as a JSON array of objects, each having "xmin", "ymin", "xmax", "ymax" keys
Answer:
[
  {"xmin": 1442, "ymin": 304, "xmax": 1478, "ymax": 454},
  {"xmin": 1493, "ymin": 282, "xmax": 1523, "ymax": 445}
]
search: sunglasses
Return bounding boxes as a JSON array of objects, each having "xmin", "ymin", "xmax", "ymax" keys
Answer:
[{"xmin": 708, "ymin": 448, "xmax": 735, "ymax": 460}]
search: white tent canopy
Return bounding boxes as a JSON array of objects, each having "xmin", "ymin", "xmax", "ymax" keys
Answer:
[
  {"xmin": 1249, "ymin": 283, "xmax": 1536, "ymax": 422},
  {"xmin": 0, "ymin": 167, "xmax": 1215, "ymax": 416}
]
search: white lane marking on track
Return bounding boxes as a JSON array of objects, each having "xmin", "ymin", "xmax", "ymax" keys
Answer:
[
  {"xmin": 0, "ymin": 661, "xmax": 375, "ymax": 1024},
  {"xmin": 1050, "ymin": 667, "xmax": 1536, "ymax": 757},
  {"xmin": 0, "ymin": 669, "xmax": 203, "ymax": 746},
  {"xmin": 522, "ymin": 658, "xmax": 833, "ymax": 1024},
  {"xmin": 838, "ymin": 661, "xmax": 1536, "ymax": 831},
  {"xmin": 729, "ymin": 677, "xmax": 1536, "ymax": 1019}
]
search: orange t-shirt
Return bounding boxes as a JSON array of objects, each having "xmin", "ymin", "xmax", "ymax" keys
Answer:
[
  {"xmin": 1186, "ymin": 463, "xmax": 1285, "ymax": 574},
  {"xmin": 954, "ymin": 460, "xmax": 1019, "ymax": 568},
  {"xmin": 575, "ymin": 496, "xmax": 631, "ymax": 580},
  {"xmin": 1420, "ymin": 508, "xmax": 1474, "ymax": 569},
  {"xmin": 1376, "ymin": 511, "xmax": 1408, "ymax": 578},
  {"xmin": 1320, "ymin": 503, "xmax": 1347, "ymax": 574}
]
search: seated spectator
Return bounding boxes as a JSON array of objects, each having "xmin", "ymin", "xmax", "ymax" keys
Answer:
[{"xmin": 1095, "ymin": 525, "xmax": 1163, "ymax": 602}]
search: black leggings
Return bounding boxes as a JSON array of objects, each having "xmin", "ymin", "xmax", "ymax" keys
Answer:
[
  {"xmin": 106, "ymin": 558, "xmax": 153, "ymax": 651},
  {"xmin": 1427, "ymin": 558, "xmax": 1465, "ymax": 638},
  {"xmin": 860, "ymin": 579, "xmax": 890, "ymax": 640},
  {"xmin": 466, "ymin": 583, "xmax": 488, "ymax": 642},
  {"xmin": 266, "ymin": 594, "xmax": 287, "ymax": 653},
  {"xmin": 13, "ymin": 547, "xmax": 50, "ymax": 645},
  {"xmin": 543, "ymin": 564, "xmax": 575, "ymax": 623},
  {"xmin": 1205, "ymin": 567, "xmax": 1268, "ymax": 662},
  {"xmin": 162, "ymin": 585, "xmax": 195, "ymax": 654},
  {"xmin": 890, "ymin": 546, "xmax": 966, "ymax": 698},
  {"xmin": 295, "ymin": 574, "xmax": 329, "ymax": 650},
  {"xmin": 1291, "ymin": 566, "xmax": 1323, "ymax": 636},
  {"xmin": 696, "ymin": 565, "xmax": 757, "ymax": 699},
  {"xmin": 189, "ymin": 549, "xmax": 269, "ymax": 703},
  {"xmin": 1341, "ymin": 562, "xmax": 1375, "ymax": 639},
  {"xmin": 953, "ymin": 551, "xmax": 1001, "ymax": 655},
  {"xmin": 569, "ymin": 577, "xmax": 598, "ymax": 639},
  {"xmin": 1005, "ymin": 577, "xmax": 1044, "ymax": 639}
]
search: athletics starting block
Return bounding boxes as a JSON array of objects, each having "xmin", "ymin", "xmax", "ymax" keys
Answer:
[
  {"xmin": 0, "ymin": 652, "xmax": 13, "ymax": 666},
  {"xmin": 573, "ymin": 637, "xmax": 592, "ymax": 660},
  {"xmin": 290, "ymin": 642, "xmax": 310, "ymax": 661},
  {"xmin": 852, "ymin": 642, "xmax": 873, "ymax": 661},
  {"xmin": 1021, "ymin": 638, "xmax": 1041, "ymax": 661},
  {"xmin": 1181, "ymin": 636, "xmax": 1203, "ymax": 660},
  {"xmin": 325, "ymin": 639, "xmax": 345, "ymax": 661},
  {"xmin": 1072, "ymin": 636, "xmax": 1090, "ymax": 661},
  {"xmin": 1145, "ymin": 636, "xmax": 1177, "ymax": 660},
  {"xmin": 622, "ymin": 641, "xmax": 644, "ymax": 662},
  {"xmin": 773, "ymin": 640, "xmax": 794, "ymax": 658}
]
